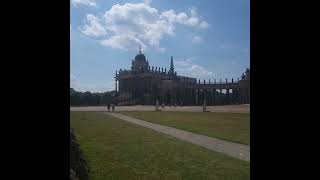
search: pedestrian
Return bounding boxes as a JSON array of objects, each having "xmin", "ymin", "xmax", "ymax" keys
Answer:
[
  {"xmin": 112, "ymin": 104, "xmax": 115, "ymax": 112},
  {"xmin": 155, "ymin": 100, "xmax": 159, "ymax": 111},
  {"xmin": 107, "ymin": 104, "xmax": 110, "ymax": 112}
]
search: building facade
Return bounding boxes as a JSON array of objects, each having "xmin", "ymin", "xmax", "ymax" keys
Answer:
[{"xmin": 115, "ymin": 50, "xmax": 250, "ymax": 105}]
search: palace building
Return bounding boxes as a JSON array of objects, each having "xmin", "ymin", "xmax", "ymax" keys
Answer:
[{"xmin": 115, "ymin": 49, "xmax": 250, "ymax": 105}]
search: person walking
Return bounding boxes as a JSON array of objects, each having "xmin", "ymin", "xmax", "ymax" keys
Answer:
[
  {"xmin": 112, "ymin": 104, "xmax": 115, "ymax": 112},
  {"xmin": 107, "ymin": 104, "xmax": 110, "ymax": 112}
]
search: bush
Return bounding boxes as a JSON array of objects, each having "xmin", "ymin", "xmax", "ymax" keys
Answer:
[{"xmin": 70, "ymin": 128, "xmax": 89, "ymax": 180}]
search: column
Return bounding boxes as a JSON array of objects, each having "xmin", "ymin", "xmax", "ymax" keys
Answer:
[
  {"xmin": 195, "ymin": 90, "xmax": 198, "ymax": 105},
  {"xmin": 226, "ymin": 89, "xmax": 230, "ymax": 105},
  {"xmin": 220, "ymin": 89, "xmax": 222, "ymax": 105},
  {"xmin": 213, "ymin": 89, "xmax": 216, "ymax": 105}
]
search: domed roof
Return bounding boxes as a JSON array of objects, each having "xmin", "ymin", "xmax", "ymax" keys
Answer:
[{"xmin": 134, "ymin": 53, "xmax": 146, "ymax": 62}]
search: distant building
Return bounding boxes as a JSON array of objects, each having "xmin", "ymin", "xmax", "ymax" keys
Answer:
[{"xmin": 115, "ymin": 49, "xmax": 250, "ymax": 105}]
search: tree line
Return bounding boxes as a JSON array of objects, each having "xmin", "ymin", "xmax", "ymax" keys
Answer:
[{"xmin": 70, "ymin": 88, "xmax": 116, "ymax": 106}]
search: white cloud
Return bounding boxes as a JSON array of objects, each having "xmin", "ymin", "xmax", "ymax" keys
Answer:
[
  {"xmin": 79, "ymin": 14, "xmax": 107, "ymax": 36},
  {"xmin": 70, "ymin": 73, "xmax": 114, "ymax": 92},
  {"xmin": 175, "ymin": 58, "xmax": 213, "ymax": 78},
  {"xmin": 160, "ymin": 10, "xmax": 193, "ymax": 26},
  {"xmin": 100, "ymin": 35, "xmax": 147, "ymax": 51},
  {"xmin": 79, "ymin": 2, "xmax": 208, "ymax": 51},
  {"xmin": 199, "ymin": 21, "xmax": 209, "ymax": 28},
  {"xmin": 160, "ymin": 8, "xmax": 208, "ymax": 28},
  {"xmin": 143, "ymin": 0, "xmax": 152, "ymax": 5},
  {"xmin": 72, "ymin": 0, "xmax": 96, "ymax": 7},
  {"xmin": 191, "ymin": 35, "xmax": 202, "ymax": 43}
]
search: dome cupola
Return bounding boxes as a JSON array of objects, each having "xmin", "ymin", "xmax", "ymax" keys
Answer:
[{"xmin": 134, "ymin": 53, "xmax": 146, "ymax": 62}]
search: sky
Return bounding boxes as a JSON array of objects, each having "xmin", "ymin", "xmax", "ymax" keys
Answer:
[{"xmin": 70, "ymin": 0, "xmax": 250, "ymax": 92}]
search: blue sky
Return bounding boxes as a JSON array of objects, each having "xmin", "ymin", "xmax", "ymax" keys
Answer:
[{"xmin": 71, "ymin": 0, "xmax": 250, "ymax": 92}]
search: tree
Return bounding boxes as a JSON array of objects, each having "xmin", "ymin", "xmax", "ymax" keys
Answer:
[{"xmin": 70, "ymin": 88, "xmax": 115, "ymax": 106}]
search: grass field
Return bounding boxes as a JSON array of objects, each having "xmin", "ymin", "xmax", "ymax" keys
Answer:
[
  {"xmin": 71, "ymin": 112, "xmax": 250, "ymax": 180},
  {"xmin": 121, "ymin": 111, "xmax": 250, "ymax": 145}
]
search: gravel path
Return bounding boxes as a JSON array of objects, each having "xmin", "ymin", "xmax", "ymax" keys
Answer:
[{"xmin": 107, "ymin": 112, "xmax": 250, "ymax": 162}]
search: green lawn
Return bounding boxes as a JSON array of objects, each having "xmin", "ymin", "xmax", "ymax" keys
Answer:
[
  {"xmin": 121, "ymin": 111, "xmax": 250, "ymax": 145},
  {"xmin": 71, "ymin": 112, "xmax": 250, "ymax": 180}
]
